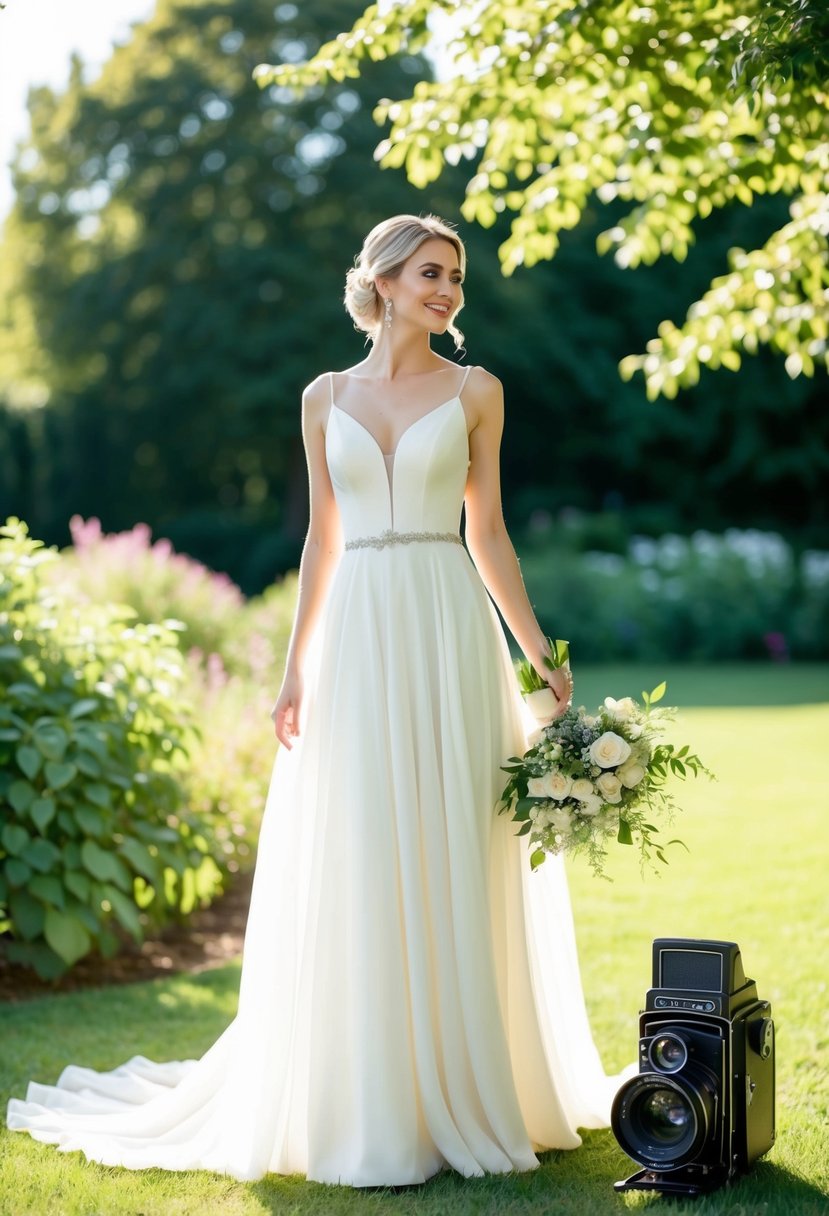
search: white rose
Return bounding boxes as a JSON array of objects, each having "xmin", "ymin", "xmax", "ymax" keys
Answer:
[
  {"xmin": 571, "ymin": 777, "xmax": 595, "ymax": 799},
  {"xmin": 527, "ymin": 775, "xmax": 549, "ymax": 798},
  {"xmin": 546, "ymin": 771, "xmax": 573, "ymax": 801},
  {"xmin": 618, "ymin": 759, "xmax": 646, "ymax": 788},
  {"xmin": 589, "ymin": 731, "xmax": 632, "ymax": 769},
  {"xmin": 596, "ymin": 772, "xmax": 623, "ymax": 804},
  {"xmin": 604, "ymin": 696, "xmax": 637, "ymax": 720},
  {"xmin": 578, "ymin": 794, "xmax": 603, "ymax": 817}
]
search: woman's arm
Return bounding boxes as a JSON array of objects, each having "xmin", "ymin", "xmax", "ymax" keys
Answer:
[
  {"xmin": 272, "ymin": 376, "xmax": 343, "ymax": 746},
  {"xmin": 463, "ymin": 368, "xmax": 570, "ymax": 705}
]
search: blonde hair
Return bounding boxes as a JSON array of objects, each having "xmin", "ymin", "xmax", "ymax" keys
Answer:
[{"xmin": 344, "ymin": 214, "xmax": 466, "ymax": 350}]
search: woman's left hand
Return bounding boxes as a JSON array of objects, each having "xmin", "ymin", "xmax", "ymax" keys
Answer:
[{"xmin": 544, "ymin": 664, "xmax": 573, "ymax": 718}]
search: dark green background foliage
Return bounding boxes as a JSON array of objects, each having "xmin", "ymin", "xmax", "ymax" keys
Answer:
[{"xmin": 0, "ymin": 0, "xmax": 827, "ymax": 594}]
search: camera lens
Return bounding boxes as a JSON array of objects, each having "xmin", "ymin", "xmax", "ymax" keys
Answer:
[
  {"xmin": 649, "ymin": 1033, "xmax": 688, "ymax": 1073},
  {"xmin": 639, "ymin": 1087, "xmax": 693, "ymax": 1145},
  {"xmin": 611, "ymin": 1070, "xmax": 717, "ymax": 1170}
]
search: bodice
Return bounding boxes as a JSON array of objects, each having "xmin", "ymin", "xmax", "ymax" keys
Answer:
[{"xmin": 325, "ymin": 389, "xmax": 472, "ymax": 542}]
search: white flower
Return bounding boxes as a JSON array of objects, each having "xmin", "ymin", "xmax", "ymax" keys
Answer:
[
  {"xmin": 627, "ymin": 723, "xmax": 644, "ymax": 739},
  {"xmin": 596, "ymin": 772, "xmax": 623, "ymax": 803},
  {"xmin": 546, "ymin": 771, "xmax": 573, "ymax": 801},
  {"xmin": 618, "ymin": 759, "xmax": 646, "ymax": 789},
  {"xmin": 589, "ymin": 731, "xmax": 632, "ymax": 769},
  {"xmin": 548, "ymin": 807, "xmax": 573, "ymax": 833},
  {"xmin": 604, "ymin": 696, "xmax": 638, "ymax": 720},
  {"xmin": 578, "ymin": 794, "xmax": 603, "ymax": 816},
  {"xmin": 529, "ymin": 771, "xmax": 572, "ymax": 801},
  {"xmin": 571, "ymin": 777, "xmax": 595, "ymax": 799}
]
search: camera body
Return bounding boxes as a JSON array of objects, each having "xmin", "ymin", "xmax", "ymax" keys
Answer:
[{"xmin": 611, "ymin": 938, "xmax": 775, "ymax": 1196}]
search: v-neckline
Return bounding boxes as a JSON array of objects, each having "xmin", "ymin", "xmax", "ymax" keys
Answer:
[{"xmin": 331, "ymin": 395, "xmax": 461, "ymax": 462}]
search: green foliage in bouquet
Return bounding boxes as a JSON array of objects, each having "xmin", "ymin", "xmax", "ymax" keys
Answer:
[
  {"xmin": 500, "ymin": 681, "xmax": 713, "ymax": 879},
  {"xmin": 515, "ymin": 637, "xmax": 570, "ymax": 694},
  {"xmin": 0, "ymin": 518, "xmax": 225, "ymax": 979}
]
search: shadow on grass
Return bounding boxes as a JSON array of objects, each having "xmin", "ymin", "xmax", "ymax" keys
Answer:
[{"xmin": 244, "ymin": 1134, "xmax": 827, "ymax": 1215}]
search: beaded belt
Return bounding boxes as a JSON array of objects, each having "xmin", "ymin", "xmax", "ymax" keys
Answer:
[{"xmin": 344, "ymin": 528, "xmax": 463, "ymax": 552}]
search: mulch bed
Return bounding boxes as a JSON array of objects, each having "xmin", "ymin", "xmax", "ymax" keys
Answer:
[{"xmin": 0, "ymin": 871, "xmax": 253, "ymax": 1004}]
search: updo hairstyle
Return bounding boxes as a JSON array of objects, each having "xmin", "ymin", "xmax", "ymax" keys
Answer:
[{"xmin": 344, "ymin": 214, "xmax": 466, "ymax": 350}]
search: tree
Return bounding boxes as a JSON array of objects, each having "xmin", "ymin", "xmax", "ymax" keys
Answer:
[
  {"xmin": 255, "ymin": 0, "xmax": 829, "ymax": 399},
  {"xmin": 0, "ymin": 0, "xmax": 460, "ymax": 586}
]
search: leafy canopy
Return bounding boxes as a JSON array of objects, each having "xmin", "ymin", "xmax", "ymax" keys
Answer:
[{"xmin": 254, "ymin": 0, "xmax": 829, "ymax": 399}]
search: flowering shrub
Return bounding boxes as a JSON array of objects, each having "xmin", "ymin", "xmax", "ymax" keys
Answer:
[
  {"xmin": 0, "ymin": 519, "xmax": 234, "ymax": 979},
  {"xmin": 52, "ymin": 516, "xmax": 247, "ymax": 671},
  {"xmin": 521, "ymin": 526, "xmax": 829, "ymax": 661}
]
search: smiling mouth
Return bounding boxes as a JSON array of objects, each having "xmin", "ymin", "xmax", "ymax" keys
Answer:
[{"xmin": 425, "ymin": 304, "xmax": 450, "ymax": 316}]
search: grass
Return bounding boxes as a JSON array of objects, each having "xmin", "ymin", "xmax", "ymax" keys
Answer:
[{"xmin": 1, "ymin": 664, "xmax": 827, "ymax": 1215}]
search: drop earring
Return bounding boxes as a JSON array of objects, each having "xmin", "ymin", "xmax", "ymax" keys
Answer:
[{"xmin": 384, "ymin": 297, "xmax": 393, "ymax": 329}]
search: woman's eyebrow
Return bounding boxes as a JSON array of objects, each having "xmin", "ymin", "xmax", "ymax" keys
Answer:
[{"xmin": 417, "ymin": 261, "xmax": 462, "ymax": 274}]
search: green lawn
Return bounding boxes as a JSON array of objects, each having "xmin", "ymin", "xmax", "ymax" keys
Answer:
[{"xmin": 1, "ymin": 666, "xmax": 827, "ymax": 1215}]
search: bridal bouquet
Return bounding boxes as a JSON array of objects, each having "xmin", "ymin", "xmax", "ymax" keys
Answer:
[{"xmin": 499, "ymin": 648, "xmax": 711, "ymax": 878}]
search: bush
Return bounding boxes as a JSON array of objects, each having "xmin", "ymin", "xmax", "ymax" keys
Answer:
[
  {"xmin": 519, "ymin": 524, "xmax": 829, "ymax": 662},
  {"xmin": 52, "ymin": 516, "xmax": 247, "ymax": 670},
  {"xmin": 0, "ymin": 518, "xmax": 227, "ymax": 979}
]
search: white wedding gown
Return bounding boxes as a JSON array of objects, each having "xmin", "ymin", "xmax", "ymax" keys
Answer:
[{"xmin": 7, "ymin": 364, "xmax": 625, "ymax": 1185}]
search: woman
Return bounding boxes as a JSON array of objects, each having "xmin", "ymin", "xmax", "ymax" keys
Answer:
[{"xmin": 8, "ymin": 214, "xmax": 623, "ymax": 1186}]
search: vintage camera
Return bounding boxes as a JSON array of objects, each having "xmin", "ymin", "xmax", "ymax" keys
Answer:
[{"xmin": 611, "ymin": 938, "xmax": 775, "ymax": 1196}]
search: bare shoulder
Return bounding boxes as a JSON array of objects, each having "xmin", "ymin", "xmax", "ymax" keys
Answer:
[
  {"xmin": 463, "ymin": 365, "xmax": 504, "ymax": 431},
  {"xmin": 301, "ymin": 373, "xmax": 332, "ymax": 435}
]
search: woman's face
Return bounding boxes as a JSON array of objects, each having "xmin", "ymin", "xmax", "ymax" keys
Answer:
[{"xmin": 381, "ymin": 237, "xmax": 464, "ymax": 336}]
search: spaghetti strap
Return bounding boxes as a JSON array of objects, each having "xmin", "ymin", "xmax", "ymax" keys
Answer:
[
  {"xmin": 458, "ymin": 364, "xmax": 474, "ymax": 396},
  {"xmin": 328, "ymin": 370, "xmax": 335, "ymax": 406}
]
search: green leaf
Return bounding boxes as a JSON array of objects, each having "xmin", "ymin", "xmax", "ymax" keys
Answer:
[
  {"xmin": 530, "ymin": 848, "xmax": 547, "ymax": 869},
  {"xmin": 79, "ymin": 841, "xmax": 132, "ymax": 889},
  {"xmin": 44, "ymin": 760, "xmax": 78, "ymax": 790},
  {"xmin": 28, "ymin": 874, "xmax": 66, "ymax": 909},
  {"xmin": 15, "ymin": 745, "xmax": 42, "ymax": 780},
  {"xmin": 1, "ymin": 823, "xmax": 30, "ymax": 856},
  {"xmin": 617, "ymin": 818, "xmax": 634, "ymax": 846},
  {"xmin": 8, "ymin": 779, "xmax": 36, "ymax": 814},
  {"xmin": 649, "ymin": 681, "xmax": 667, "ymax": 704},
  {"xmin": 0, "ymin": 727, "xmax": 22, "ymax": 742},
  {"xmin": 75, "ymin": 805, "xmax": 106, "ymax": 836},
  {"xmin": 30, "ymin": 796, "xmax": 57, "ymax": 833},
  {"xmin": 33, "ymin": 725, "xmax": 68, "ymax": 761},
  {"xmin": 5, "ymin": 858, "xmax": 32, "ymax": 888},
  {"xmin": 75, "ymin": 753, "xmax": 102, "ymax": 778},
  {"xmin": 9, "ymin": 889, "xmax": 45, "ymax": 941},
  {"xmin": 103, "ymin": 885, "xmax": 143, "ymax": 941},
  {"xmin": 69, "ymin": 698, "xmax": 100, "ymax": 719},
  {"xmin": 43, "ymin": 907, "xmax": 92, "ymax": 966},
  {"xmin": 83, "ymin": 782, "xmax": 112, "ymax": 809},
  {"xmin": 120, "ymin": 838, "xmax": 161, "ymax": 882},
  {"xmin": 22, "ymin": 837, "xmax": 61, "ymax": 874},
  {"xmin": 64, "ymin": 870, "xmax": 91, "ymax": 902}
]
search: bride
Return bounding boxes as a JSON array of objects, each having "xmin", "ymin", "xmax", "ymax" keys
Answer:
[{"xmin": 8, "ymin": 213, "xmax": 625, "ymax": 1186}]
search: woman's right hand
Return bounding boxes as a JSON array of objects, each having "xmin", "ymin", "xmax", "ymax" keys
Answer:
[{"xmin": 271, "ymin": 670, "xmax": 303, "ymax": 749}]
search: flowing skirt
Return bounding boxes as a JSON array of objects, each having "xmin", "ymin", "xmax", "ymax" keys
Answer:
[{"xmin": 7, "ymin": 543, "xmax": 624, "ymax": 1184}]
